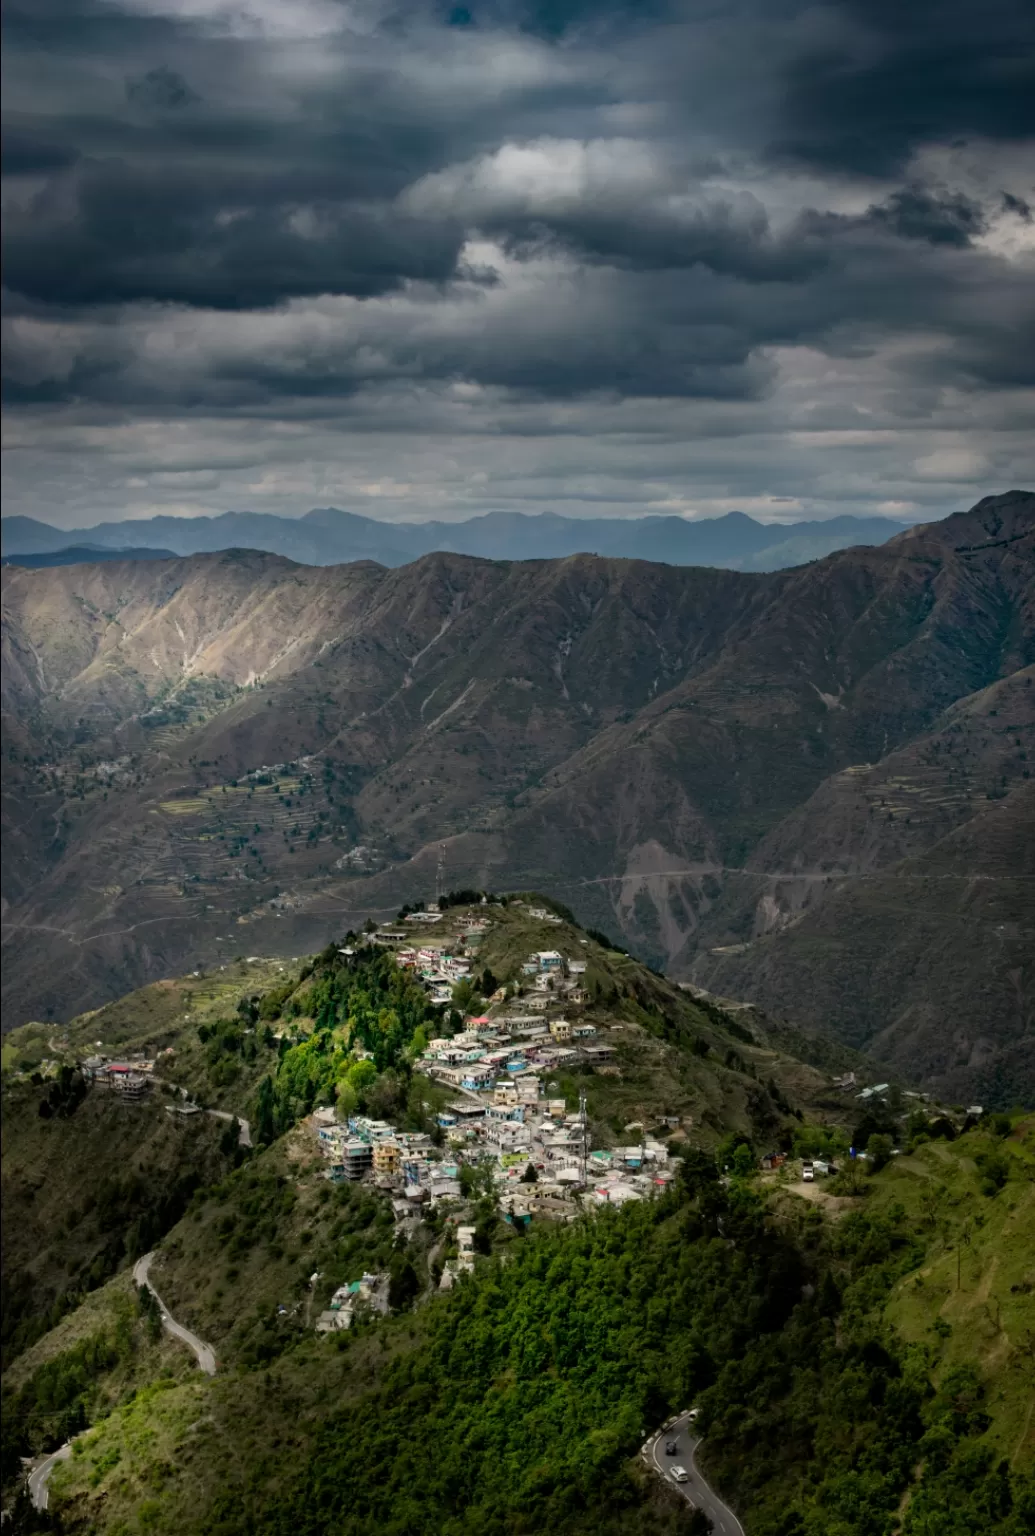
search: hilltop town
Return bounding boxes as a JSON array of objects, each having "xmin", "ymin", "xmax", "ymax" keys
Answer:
[{"xmin": 310, "ymin": 898, "xmax": 677, "ymax": 1291}]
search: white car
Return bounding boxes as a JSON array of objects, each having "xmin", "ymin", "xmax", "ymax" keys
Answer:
[{"xmin": 670, "ymin": 1466, "xmax": 689, "ymax": 1483}]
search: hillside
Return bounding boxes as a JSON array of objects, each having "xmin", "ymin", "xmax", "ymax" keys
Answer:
[
  {"xmin": 1, "ymin": 490, "xmax": 1033, "ymax": 1099},
  {"xmin": 0, "ymin": 900, "xmax": 847, "ymax": 1369},
  {"xmin": 2, "ymin": 899, "xmax": 1031, "ymax": 1536}
]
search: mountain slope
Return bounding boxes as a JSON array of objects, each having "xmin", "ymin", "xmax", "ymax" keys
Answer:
[
  {"xmin": 4, "ymin": 936, "xmax": 1033, "ymax": 1536},
  {"xmin": 1, "ymin": 492, "xmax": 1032, "ymax": 1099},
  {"xmin": 1, "ymin": 506, "xmax": 909, "ymax": 572},
  {"xmin": 4, "ymin": 903, "xmax": 1033, "ymax": 1536}
]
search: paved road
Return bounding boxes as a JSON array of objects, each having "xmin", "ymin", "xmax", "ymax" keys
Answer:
[
  {"xmin": 645, "ymin": 1411, "xmax": 746, "ymax": 1536},
  {"xmin": 28, "ymin": 1442, "xmax": 74, "ymax": 1512},
  {"xmin": 133, "ymin": 1252, "xmax": 217, "ymax": 1375},
  {"xmin": 206, "ymin": 1108, "xmax": 253, "ymax": 1148}
]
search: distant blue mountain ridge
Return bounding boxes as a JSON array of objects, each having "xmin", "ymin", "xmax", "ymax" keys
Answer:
[{"xmin": 0, "ymin": 506, "xmax": 914, "ymax": 573}]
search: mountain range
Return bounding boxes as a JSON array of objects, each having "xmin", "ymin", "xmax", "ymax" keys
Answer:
[
  {"xmin": 2, "ymin": 489, "xmax": 1032, "ymax": 1101},
  {"xmin": 1, "ymin": 506, "xmax": 910, "ymax": 574}
]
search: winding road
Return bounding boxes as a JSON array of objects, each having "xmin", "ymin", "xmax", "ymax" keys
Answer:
[
  {"xmin": 644, "ymin": 1411, "xmax": 746, "ymax": 1536},
  {"xmin": 133, "ymin": 1252, "xmax": 218, "ymax": 1374},
  {"xmin": 29, "ymin": 1258, "xmax": 217, "ymax": 1512},
  {"xmin": 27, "ymin": 1443, "xmax": 74, "ymax": 1513}
]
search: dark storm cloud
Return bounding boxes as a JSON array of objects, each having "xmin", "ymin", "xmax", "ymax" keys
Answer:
[
  {"xmin": 125, "ymin": 65, "xmax": 199, "ymax": 110},
  {"xmin": 3, "ymin": 0, "xmax": 1032, "ymax": 317},
  {"xmin": 772, "ymin": 0, "xmax": 1035, "ymax": 175},
  {"xmin": 3, "ymin": 161, "xmax": 467, "ymax": 308},
  {"xmin": 863, "ymin": 186, "xmax": 988, "ymax": 248},
  {"xmin": 1, "ymin": 0, "xmax": 1032, "ymax": 526}
]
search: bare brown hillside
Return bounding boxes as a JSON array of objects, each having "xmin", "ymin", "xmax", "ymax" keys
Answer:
[{"xmin": 2, "ymin": 490, "xmax": 1033, "ymax": 1099}]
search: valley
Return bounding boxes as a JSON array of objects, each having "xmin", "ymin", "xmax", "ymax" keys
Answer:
[{"xmin": 2, "ymin": 491, "xmax": 1032, "ymax": 1099}]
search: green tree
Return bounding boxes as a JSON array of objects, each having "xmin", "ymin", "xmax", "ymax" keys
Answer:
[
  {"xmin": 868, "ymin": 1134, "xmax": 894, "ymax": 1171},
  {"xmin": 388, "ymin": 1254, "xmax": 419, "ymax": 1311},
  {"xmin": 451, "ymin": 977, "xmax": 481, "ymax": 1013},
  {"xmin": 347, "ymin": 1059, "xmax": 377, "ymax": 1097}
]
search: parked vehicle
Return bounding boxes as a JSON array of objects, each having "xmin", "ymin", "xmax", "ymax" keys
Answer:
[{"xmin": 802, "ymin": 1161, "xmax": 815, "ymax": 1182}]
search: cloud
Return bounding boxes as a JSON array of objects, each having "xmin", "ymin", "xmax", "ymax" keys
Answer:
[
  {"xmin": 864, "ymin": 185, "xmax": 988, "ymax": 247},
  {"xmin": 125, "ymin": 64, "xmax": 199, "ymax": 108},
  {"xmin": 1, "ymin": 0, "xmax": 1033, "ymax": 525}
]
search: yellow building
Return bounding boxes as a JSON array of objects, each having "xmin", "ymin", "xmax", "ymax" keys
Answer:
[{"xmin": 372, "ymin": 1140, "xmax": 401, "ymax": 1177}]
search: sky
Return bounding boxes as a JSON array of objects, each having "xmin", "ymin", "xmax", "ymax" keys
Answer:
[{"xmin": 2, "ymin": 0, "xmax": 1034, "ymax": 530}]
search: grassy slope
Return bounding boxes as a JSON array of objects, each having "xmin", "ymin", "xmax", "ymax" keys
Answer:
[
  {"xmin": 878, "ymin": 1124, "xmax": 1035, "ymax": 1469},
  {"xmin": 0, "ymin": 1086, "xmax": 231, "ymax": 1369},
  {"xmin": 0, "ymin": 957, "xmax": 300, "ymax": 1370},
  {"xmin": 147, "ymin": 1126, "xmax": 414, "ymax": 1367},
  {"xmin": 769, "ymin": 1118, "xmax": 1035, "ymax": 1464},
  {"xmin": 473, "ymin": 902, "xmax": 858, "ymax": 1144}
]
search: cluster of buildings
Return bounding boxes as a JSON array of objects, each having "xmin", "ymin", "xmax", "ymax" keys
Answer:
[
  {"xmin": 314, "ymin": 1271, "xmax": 389, "ymax": 1333},
  {"xmin": 418, "ymin": 1013, "xmax": 607, "ymax": 1095},
  {"xmin": 367, "ymin": 909, "xmax": 492, "ymax": 1006},
  {"xmin": 82, "ymin": 1054, "xmax": 155, "ymax": 1101},
  {"xmin": 309, "ymin": 993, "xmax": 670, "ymax": 1226},
  {"xmin": 307, "ymin": 906, "xmax": 680, "ymax": 1282}
]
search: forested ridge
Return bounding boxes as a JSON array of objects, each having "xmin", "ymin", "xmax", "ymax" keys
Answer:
[
  {"xmin": 3, "ymin": 915, "xmax": 1033, "ymax": 1535},
  {"xmin": 6, "ymin": 1123, "xmax": 1029, "ymax": 1536},
  {"xmin": 241, "ymin": 1158, "xmax": 1035, "ymax": 1536}
]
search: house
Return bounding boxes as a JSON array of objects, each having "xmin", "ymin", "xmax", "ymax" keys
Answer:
[
  {"xmin": 526, "ymin": 996, "xmax": 549, "ymax": 1012},
  {"xmin": 374, "ymin": 929, "xmax": 408, "ymax": 944},
  {"xmin": 449, "ymin": 1100, "xmax": 487, "ymax": 1122},
  {"xmin": 343, "ymin": 1141, "xmax": 374, "ymax": 1180},
  {"xmin": 591, "ymin": 1182, "xmax": 641, "ymax": 1206},
  {"xmin": 111, "ymin": 1071, "xmax": 152, "ymax": 1101},
  {"xmin": 549, "ymin": 1019, "xmax": 573, "ymax": 1042},
  {"xmin": 483, "ymin": 1118, "xmax": 532, "ymax": 1153},
  {"xmin": 582, "ymin": 1044, "xmax": 616, "ymax": 1064},
  {"xmin": 316, "ymin": 1309, "xmax": 351, "ymax": 1333},
  {"xmin": 317, "ymin": 1124, "xmax": 347, "ymax": 1155},
  {"xmin": 572, "ymin": 1022, "xmax": 596, "ymax": 1039},
  {"xmin": 456, "ymin": 1225, "xmax": 477, "ymax": 1273},
  {"xmin": 568, "ymin": 960, "xmax": 587, "ymax": 975},
  {"xmin": 430, "ymin": 1179, "xmax": 462, "ymax": 1204},
  {"xmin": 537, "ymin": 950, "xmax": 563, "ymax": 972},
  {"xmin": 373, "ymin": 1140, "xmax": 401, "ymax": 1178}
]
